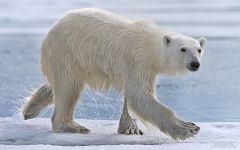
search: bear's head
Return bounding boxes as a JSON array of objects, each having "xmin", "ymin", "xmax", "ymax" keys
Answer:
[{"xmin": 161, "ymin": 34, "xmax": 206, "ymax": 75}]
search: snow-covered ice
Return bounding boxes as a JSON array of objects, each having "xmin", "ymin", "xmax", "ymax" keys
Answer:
[
  {"xmin": 0, "ymin": 117, "xmax": 240, "ymax": 149},
  {"xmin": 0, "ymin": 0, "xmax": 240, "ymax": 38}
]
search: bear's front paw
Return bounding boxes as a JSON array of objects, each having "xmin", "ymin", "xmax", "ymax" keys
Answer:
[
  {"xmin": 167, "ymin": 119, "xmax": 200, "ymax": 140},
  {"xmin": 118, "ymin": 125, "xmax": 143, "ymax": 135},
  {"xmin": 118, "ymin": 117, "xmax": 143, "ymax": 135}
]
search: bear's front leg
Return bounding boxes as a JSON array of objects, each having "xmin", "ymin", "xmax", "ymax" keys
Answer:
[
  {"xmin": 126, "ymin": 90, "xmax": 200, "ymax": 140},
  {"xmin": 118, "ymin": 98, "xmax": 143, "ymax": 135},
  {"xmin": 124, "ymin": 77, "xmax": 200, "ymax": 140}
]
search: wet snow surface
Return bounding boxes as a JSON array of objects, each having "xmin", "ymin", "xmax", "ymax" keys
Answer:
[{"xmin": 0, "ymin": 117, "xmax": 240, "ymax": 149}]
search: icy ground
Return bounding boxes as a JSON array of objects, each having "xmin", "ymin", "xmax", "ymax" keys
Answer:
[
  {"xmin": 0, "ymin": 117, "xmax": 240, "ymax": 149},
  {"xmin": 1, "ymin": 0, "xmax": 240, "ymax": 38}
]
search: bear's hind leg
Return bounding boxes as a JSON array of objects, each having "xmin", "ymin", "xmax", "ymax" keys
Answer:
[
  {"xmin": 51, "ymin": 82, "xmax": 90, "ymax": 134},
  {"xmin": 118, "ymin": 98, "xmax": 143, "ymax": 135}
]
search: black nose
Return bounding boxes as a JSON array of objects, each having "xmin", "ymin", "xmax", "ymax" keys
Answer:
[{"xmin": 190, "ymin": 61, "xmax": 200, "ymax": 69}]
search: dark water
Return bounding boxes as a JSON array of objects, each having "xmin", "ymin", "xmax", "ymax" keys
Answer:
[{"xmin": 0, "ymin": 34, "xmax": 239, "ymax": 122}]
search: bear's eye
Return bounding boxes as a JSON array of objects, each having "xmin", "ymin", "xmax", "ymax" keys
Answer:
[
  {"xmin": 181, "ymin": 48, "xmax": 186, "ymax": 52},
  {"xmin": 198, "ymin": 49, "xmax": 201, "ymax": 53}
]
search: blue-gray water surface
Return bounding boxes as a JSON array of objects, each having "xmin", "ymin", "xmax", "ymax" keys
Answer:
[
  {"xmin": 0, "ymin": 34, "xmax": 239, "ymax": 122},
  {"xmin": 0, "ymin": 0, "xmax": 240, "ymax": 122}
]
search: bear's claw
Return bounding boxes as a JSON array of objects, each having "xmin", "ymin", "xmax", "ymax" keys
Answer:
[
  {"xmin": 122, "ymin": 128, "xmax": 143, "ymax": 135},
  {"xmin": 168, "ymin": 119, "xmax": 200, "ymax": 140},
  {"xmin": 118, "ymin": 115, "xmax": 143, "ymax": 135}
]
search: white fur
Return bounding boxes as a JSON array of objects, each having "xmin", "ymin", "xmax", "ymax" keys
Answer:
[{"xmin": 40, "ymin": 8, "xmax": 205, "ymax": 140}]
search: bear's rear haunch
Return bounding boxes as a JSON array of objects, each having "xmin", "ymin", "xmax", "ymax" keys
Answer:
[{"xmin": 22, "ymin": 8, "xmax": 206, "ymax": 140}]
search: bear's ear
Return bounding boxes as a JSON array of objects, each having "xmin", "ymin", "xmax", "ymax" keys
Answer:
[
  {"xmin": 162, "ymin": 35, "xmax": 172, "ymax": 47},
  {"xmin": 198, "ymin": 37, "xmax": 206, "ymax": 48}
]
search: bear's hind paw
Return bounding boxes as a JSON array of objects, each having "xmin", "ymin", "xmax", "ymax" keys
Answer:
[{"xmin": 53, "ymin": 121, "xmax": 90, "ymax": 134}]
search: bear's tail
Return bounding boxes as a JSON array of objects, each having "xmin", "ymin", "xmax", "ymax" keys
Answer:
[{"xmin": 22, "ymin": 84, "xmax": 53, "ymax": 120}]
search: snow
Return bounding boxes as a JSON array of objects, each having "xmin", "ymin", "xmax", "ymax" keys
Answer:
[
  {"xmin": 0, "ymin": 0, "xmax": 240, "ymax": 38},
  {"xmin": 0, "ymin": 117, "xmax": 240, "ymax": 149}
]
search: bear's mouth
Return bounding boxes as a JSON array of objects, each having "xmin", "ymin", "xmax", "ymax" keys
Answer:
[{"xmin": 187, "ymin": 67, "xmax": 199, "ymax": 72}]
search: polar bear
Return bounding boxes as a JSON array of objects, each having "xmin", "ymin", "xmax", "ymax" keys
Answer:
[{"xmin": 22, "ymin": 8, "xmax": 206, "ymax": 140}]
